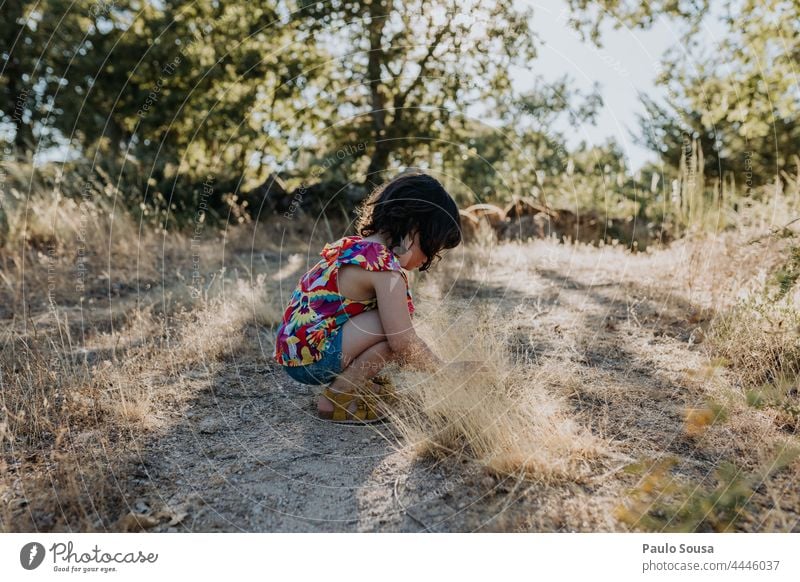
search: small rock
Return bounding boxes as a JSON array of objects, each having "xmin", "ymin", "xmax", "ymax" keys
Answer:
[{"xmin": 197, "ymin": 417, "xmax": 223, "ymax": 434}]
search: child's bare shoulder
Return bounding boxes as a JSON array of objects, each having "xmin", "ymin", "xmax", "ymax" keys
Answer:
[
  {"xmin": 339, "ymin": 265, "xmax": 404, "ymax": 300},
  {"xmin": 338, "ymin": 264, "xmax": 376, "ymax": 300}
]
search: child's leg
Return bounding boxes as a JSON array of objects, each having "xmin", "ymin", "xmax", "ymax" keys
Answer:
[
  {"xmin": 337, "ymin": 310, "xmax": 387, "ymax": 371},
  {"xmin": 329, "ymin": 340, "xmax": 392, "ymax": 393},
  {"xmin": 318, "ymin": 340, "xmax": 392, "ymax": 416},
  {"xmin": 318, "ymin": 311, "xmax": 393, "ymax": 413}
]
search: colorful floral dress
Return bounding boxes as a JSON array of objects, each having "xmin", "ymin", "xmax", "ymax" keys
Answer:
[{"xmin": 273, "ymin": 235, "xmax": 415, "ymax": 367}]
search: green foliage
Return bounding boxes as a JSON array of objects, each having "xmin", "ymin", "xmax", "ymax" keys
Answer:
[
  {"xmin": 2, "ymin": 0, "xmax": 330, "ymax": 220},
  {"xmin": 561, "ymin": 0, "xmax": 709, "ymax": 46},
  {"xmin": 295, "ymin": 0, "xmax": 539, "ymax": 186},
  {"xmin": 0, "ymin": 1, "xmax": 37, "ymax": 151},
  {"xmin": 616, "ymin": 447, "xmax": 800, "ymax": 532},
  {"xmin": 745, "ymin": 374, "xmax": 800, "ymax": 432},
  {"xmin": 3, "ymin": 0, "xmax": 798, "ymax": 226},
  {"xmin": 635, "ymin": 0, "xmax": 800, "ymax": 188}
]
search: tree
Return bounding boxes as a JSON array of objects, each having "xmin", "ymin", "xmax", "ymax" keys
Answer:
[
  {"xmin": 562, "ymin": 0, "xmax": 800, "ymax": 188},
  {"xmin": 0, "ymin": 1, "xmax": 39, "ymax": 154},
  {"xmin": 648, "ymin": 0, "xmax": 800, "ymax": 186},
  {"xmin": 634, "ymin": 94, "xmax": 722, "ymax": 181},
  {"xmin": 2, "ymin": 0, "xmax": 331, "ymax": 218},
  {"xmin": 295, "ymin": 0, "xmax": 538, "ymax": 189},
  {"xmin": 560, "ymin": 0, "xmax": 709, "ymax": 46}
]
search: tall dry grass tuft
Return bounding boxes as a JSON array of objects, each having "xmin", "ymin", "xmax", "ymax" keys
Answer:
[
  {"xmin": 0, "ymin": 158, "xmax": 166, "ymax": 314},
  {"xmin": 0, "ymin": 154, "xmax": 291, "ymax": 530},
  {"xmin": 384, "ymin": 304, "xmax": 613, "ymax": 485},
  {"xmin": 168, "ymin": 273, "xmax": 282, "ymax": 365},
  {"xmin": 654, "ymin": 140, "xmax": 800, "ymax": 239},
  {"xmin": 0, "ymin": 307, "xmax": 126, "ymax": 530},
  {"xmin": 706, "ymin": 293, "xmax": 800, "ymax": 433},
  {"xmin": 709, "ymin": 297, "xmax": 800, "ymax": 389}
]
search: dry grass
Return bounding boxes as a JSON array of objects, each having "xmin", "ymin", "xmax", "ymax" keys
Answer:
[
  {"xmin": 0, "ymin": 173, "xmax": 297, "ymax": 530},
  {"xmin": 2, "ymin": 165, "xmax": 800, "ymax": 530},
  {"xmin": 0, "ymin": 265, "xmax": 287, "ymax": 531},
  {"xmin": 387, "ymin": 202, "xmax": 800, "ymax": 530},
  {"xmin": 382, "ymin": 305, "xmax": 615, "ymax": 485}
]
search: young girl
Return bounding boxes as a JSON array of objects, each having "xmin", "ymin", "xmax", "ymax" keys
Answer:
[{"xmin": 273, "ymin": 171, "xmax": 462, "ymax": 424}]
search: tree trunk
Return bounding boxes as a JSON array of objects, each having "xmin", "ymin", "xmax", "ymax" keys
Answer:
[
  {"xmin": 363, "ymin": 0, "xmax": 392, "ymax": 191},
  {"xmin": 365, "ymin": 142, "xmax": 392, "ymax": 191}
]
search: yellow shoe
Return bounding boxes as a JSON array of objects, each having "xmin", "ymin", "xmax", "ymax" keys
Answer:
[{"xmin": 318, "ymin": 386, "xmax": 387, "ymax": 424}]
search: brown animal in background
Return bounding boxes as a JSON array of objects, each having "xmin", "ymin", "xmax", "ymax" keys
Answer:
[
  {"xmin": 498, "ymin": 195, "xmax": 565, "ymax": 241},
  {"xmin": 552, "ymin": 208, "xmax": 577, "ymax": 241},
  {"xmin": 607, "ymin": 216, "xmax": 652, "ymax": 250},
  {"xmin": 458, "ymin": 209, "xmax": 481, "ymax": 241},
  {"xmin": 574, "ymin": 210, "xmax": 603, "ymax": 244},
  {"xmin": 499, "ymin": 213, "xmax": 555, "ymax": 240},
  {"xmin": 464, "ymin": 203, "xmax": 507, "ymax": 229},
  {"xmin": 503, "ymin": 196, "xmax": 557, "ymax": 220},
  {"xmin": 466, "ymin": 200, "xmax": 669, "ymax": 249}
]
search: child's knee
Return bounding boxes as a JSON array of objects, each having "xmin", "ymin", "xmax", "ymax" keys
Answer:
[{"xmin": 361, "ymin": 341, "xmax": 392, "ymax": 371}]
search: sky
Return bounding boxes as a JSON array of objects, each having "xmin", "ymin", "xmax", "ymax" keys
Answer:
[{"xmin": 515, "ymin": 0, "xmax": 725, "ymax": 171}]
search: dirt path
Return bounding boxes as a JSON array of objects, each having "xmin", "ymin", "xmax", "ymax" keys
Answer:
[{"xmin": 126, "ymin": 239, "xmax": 799, "ymax": 532}]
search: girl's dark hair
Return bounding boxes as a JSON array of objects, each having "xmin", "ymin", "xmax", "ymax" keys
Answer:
[{"xmin": 356, "ymin": 171, "xmax": 461, "ymax": 271}]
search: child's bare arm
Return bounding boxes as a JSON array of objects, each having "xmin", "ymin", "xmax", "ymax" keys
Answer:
[
  {"xmin": 398, "ymin": 337, "xmax": 444, "ymax": 373},
  {"xmin": 371, "ymin": 270, "xmax": 443, "ymax": 372}
]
